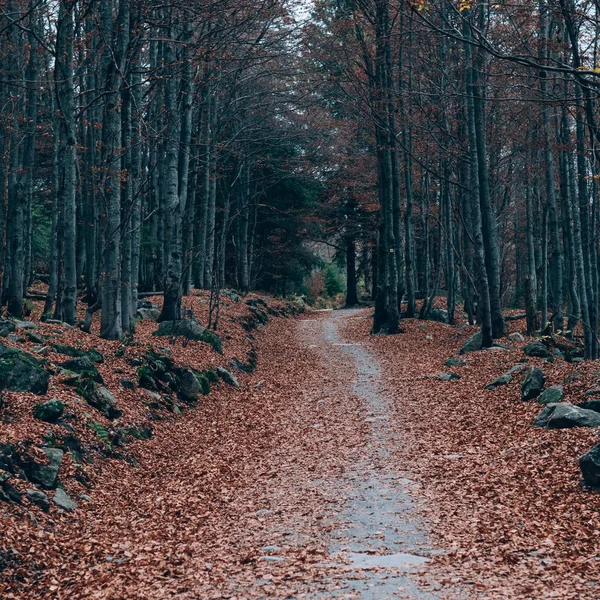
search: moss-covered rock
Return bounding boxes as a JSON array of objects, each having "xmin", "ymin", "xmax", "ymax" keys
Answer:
[
  {"xmin": 152, "ymin": 320, "xmax": 223, "ymax": 353},
  {"xmin": 0, "ymin": 345, "xmax": 49, "ymax": 395},
  {"xmin": 34, "ymin": 398, "xmax": 65, "ymax": 423}
]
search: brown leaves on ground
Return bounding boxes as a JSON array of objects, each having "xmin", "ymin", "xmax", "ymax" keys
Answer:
[{"xmin": 340, "ymin": 311, "xmax": 600, "ymax": 599}]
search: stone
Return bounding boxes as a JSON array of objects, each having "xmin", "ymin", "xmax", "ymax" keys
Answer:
[
  {"xmin": 521, "ymin": 367, "xmax": 545, "ymax": 401},
  {"xmin": 152, "ymin": 320, "xmax": 222, "ymax": 353},
  {"xmin": 178, "ymin": 369, "xmax": 200, "ymax": 401},
  {"xmin": 52, "ymin": 344, "xmax": 104, "ymax": 364},
  {"xmin": 437, "ymin": 372, "xmax": 461, "ymax": 381},
  {"xmin": 579, "ymin": 399, "xmax": 600, "ymax": 414},
  {"xmin": 137, "ymin": 299, "xmax": 158, "ymax": 310},
  {"xmin": 459, "ymin": 332, "xmax": 483, "ymax": 355},
  {"xmin": 217, "ymin": 367, "xmax": 239, "ymax": 388},
  {"xmin": 445, "ymin": 356, "xmax": 466, "ymax": 368},
  {"xmin": 52, "ymin": 488, "xmax": 77, "ymax": 512},
  {"xmin": 508, "ymin": 332, "xmax": 525, "ymax": 342},
  {"xmin": 87, "ymin": 386, "xmax": 121, "ymax": 419},
  {"xmin": 537, "ymin": 385, "xmax": 564, "ymax": 405},
  {"xmin": 26, "ymin": 489, "xmax": 50, "ymax": 512},
  {"xmin": 535, "ymin": 403, "xmax": 600, "ymax": 429},
  {"xmin": 427, "ymin": 308, "xmax": 448, "ymax": 323},
  {"xmin": 580, "ymin": 444, "xmax": 600, "ymax": 487},
  {"xmin": 13, "ymin": 320, "xmax": 38, "ymax": 330},
  {"xmin": 60, "ymin": 357, "xmax": 103, "ymax": 383},
  {"xmin": 0, "ymin": 321, "xmax": 16, "ymax": 337},
  {"xmin": 7, "ymin": 334, "xmax": 26, "ymax": 343},
  {"xmin": 0, "ymin": 347, "xmax": 49, "ymax": 395},
  {"xmin": 26, "ymin": 448, "xmax": 63, "ymax": 489},
  {"xmin": 27, "ymin": 332, "xmax": 44, "ymax": 344},
  {"xmin": 33, "ymin": 398, "xmax": 64, "ymax": 423},
  {"xmin": 486, "ymin": 372, "xmax": 513, "ymax": 390},
  {"xmin": 523, "ymin": 341, "xmax": 552, "ymax": 359},
  {"xmin": 136, "ymin": 308, "xmax": 161, "ymax": 321},
  {"xmin": 120, "ymin": 379, "xmax": 136, "ymax": 390}
]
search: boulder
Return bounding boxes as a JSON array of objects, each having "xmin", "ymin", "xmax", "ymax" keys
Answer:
[
  {"xmin": 217, "ymin": 367, "xmax": 239, "ymax": 388},
  {"xmin": 584, "ymin": 386, "xmax": 600, "ymax": 398},
  {"xmin": 26, "ymin": 448, "xmax": 63, "ymax": 489},
  {"xmin": 0, "ymin": 321, "xmax": 16, "ymax": 337},
  {"xmin": 508, "ymin": 332, "xmax": 525, "ymax": 342},
  {"xmin": 0, "ymin": 347, "xmax": 49, "ymax": 395},
  {"xmin": 13, "ymin": 320, "xmax": 38, "ymax": 330},
  {"xmin": 523, "ymin": 341, "xmax": 552, "ymax": 359},
  {"xmin": 537, "ymin": 385, "xmax": 564, "ymax": 405},
  {"xmin": 580, "ymin": 444, "xmax": 600, "ymax": 487},
  {"xmin": 535, "ymin": 402, "xmax": 600, "ymax": 429},
  {"xmin": 52, "ymin": 488, "xmax": 77, "ymax": 512},
  {"xmin": 137, "ymin": 308, "xmax": 161, "ymax": 321},
  {"xmin": 437, "ymin": 372, "xmax": 461, "ymax": 381},
  {"xmin": 33, "ymin": 398, "xmax": 64, "ymax": 423},
  {"xmin": 459, "ymin": 332, "xmax": 483, "ymax": 355},
  {"xmin": 120, "ymin": 379, "xmax": 136, "ymax": 390},
  {"xmin": 60, "ymin": 356, "xmax": 103, "ymax": 383},
  {"xmin": 52, "ymin": 344, "xmax": 104, "ymax": 364},
  {"xmin": 486, "ymin": 365, "xmax": 526, "ymax": 391},
  {"xmin": 521, "ymin": 367, "xmax": 545, "ymax": 401},
  {"xmin": 579, "ymin": 399, "xmax": 600, "ymax": 413},
  {"xmin": 27, "ymin": 332, "xmax": 44, "ymax": 344},
  {"xmin": 427, "ymin": 308, "xmax": 448, "ymax": 323},
  {"xmin": 137, "ymin": 299, "xmax": 158, "ymax": 310},
  {"xmin": 26, "ymin": 489, "xmax": 50, "ymax": 512},
  {"xmin": 153, "ymin": 320, "xmax": 222, "ymax": 353},
  {"xmin": 445, "ymin": 356, "xmax": 466, "ymax": 368},
  {"xmin": 7, "ymin": 334, "xmax": 26, "ymax": 343},
  {"xmin": 178, "ymin": 369, "xmax": 200, "ymax": 401},
  {"xmin": 87, "ymin": 386, "xmax": 121, "ymax": 419}
]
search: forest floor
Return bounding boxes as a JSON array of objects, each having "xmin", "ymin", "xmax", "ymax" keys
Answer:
[{"xmin": 2, "ymin": 300, "xmax": 600, "ymax": 598}]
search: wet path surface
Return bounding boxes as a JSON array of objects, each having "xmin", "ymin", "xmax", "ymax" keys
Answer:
[{"xmin": 299, "ymin": 310, "xmax": 442, "ymax": 599}]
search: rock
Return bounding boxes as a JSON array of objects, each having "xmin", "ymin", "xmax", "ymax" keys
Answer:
[
  {"xmin": 217, "ymin": 367, "xmax": 239, "ymax": 388},
  {"xmin": 178, "ymin": 369, "xmax": 200, "ymax": 401},
  {"xmin": 535, "ymin": 402, "xmax": 600, "ymax": 429},
  {"xmin": 0, "ymin": 321, "xmax": 16, "ymax": 337},
  {"xmin": 52, "ymin": 488, "xmax": 77, "ymax": 512},
  {"xmin": 427, "ymin": 308, "xmax": 448, "ymax": 323},
  {"xmin": 60, "ymin": 356, "xmax": 103, "ymax": 383},
  {"xmin": 508, "ymin": 332, "xmax": 525, "ymax": 342},
  {"xmin": 523, "ymin": 341, "xmax": 552, "ymax": 359},
  {"xmin": 486, "ymin": 364, "xmax": 526, "ymax": 390},
  {"xmin": 136, "ymin": 308, "xmax": 161, "ymax": 321},
  {"xmin": 445, "ymin": 356, "xmax": 466, "ymax": 368},
  {"xmin": 27, "ymin": 332, "xmax": 44, "ymax": 344},
  {"xmin": 580, "ymin": 444, "xmax": 600, "ymax": 487},
  {"xmin": 26, "ymin": 489, "xmax": 50, "ymax": 512},
  {"xmin": 88, "ymin": 386, "xmax": 121, "ymax": 419},
  {"xmin": 13, "ymin": 320, "xmax": 38, "ymax": 330},
  {"xmin": 0, "ymin": 347, "xmax": 49, "ymax": 395},
  {"xmin": 486, "ymin": 372, "xmax": 513, "ymax": 390},
  {"xmin": 437, "ymin": 372, "xmax": 461, "ymax": 381},
  {"xmin": 26, "ymin": 448, "xmax": 63, "ymax": 489},
  {"xmin": 521, "ymin": 367, "xmax": 545, "ymax": 401},
  {"xmin": 33, "ymin": 398, "xmax": 64, "ymax": 423},
  {"xmin": 7, "ymin": 334, "xmax": 26, "ymax": 343},
  {"xmin": 579, "ymin": 399, "xmax": 600, "ymax": 413},
  {"xmin": 459, "ymin": 332, "xmax": 483, "ymax": 355},
  {"xmin": 52, "ymin": 344, "xmax": 104, "ymax": 364},
  {"xmin": 153, "ymin": 320, "xmax": 223, "ymax": 353},
  {"xmin": 537, "ymin": 385, "xmax": 564, "ymax": 405},
  {"xmin": 137, "ymin": 299, "xmax": 158, "ymax": 310},
  {"xmin": 120, "ymin": 379, "xmax": 136, "ymax": 390}
]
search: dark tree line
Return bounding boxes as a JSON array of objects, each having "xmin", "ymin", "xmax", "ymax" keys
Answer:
[
  {"xmin": 0, "ymin": 0, "xmax": 318, "ymax": 339},
  {"xmin": 307, "ymin": 0, "xmax": 600, "ymax": 359}
]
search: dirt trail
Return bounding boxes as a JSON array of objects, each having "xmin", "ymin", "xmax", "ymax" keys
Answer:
[{"xmin": 297, "ymin": 309, "xmax": 444, "ymax": 599}]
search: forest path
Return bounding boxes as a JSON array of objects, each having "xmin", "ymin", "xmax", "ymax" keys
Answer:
[{"xmin": 293, "ymin": 309, "xmax": 443, "ymax": 599}]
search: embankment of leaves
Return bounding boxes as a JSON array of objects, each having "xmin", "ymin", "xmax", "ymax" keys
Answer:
[{"xmin": 0, "ymin": 292, "xmax": 303, "ymax": 538}]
